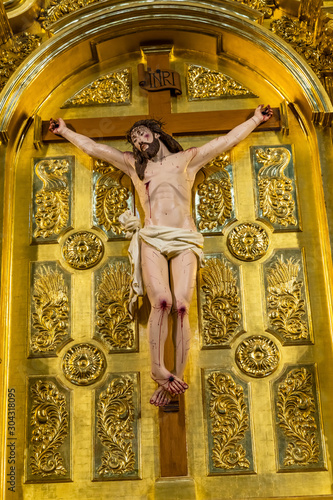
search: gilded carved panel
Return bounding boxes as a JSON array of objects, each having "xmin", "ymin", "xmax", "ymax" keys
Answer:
[
  {"xmin": 273, "ymin": 365, "xmax": 326, "ymax": 471},
  {"xmin": 62, "ymin": 69, "xmax": 131, "ymax": 107},
  {"xmin": 93, "ymin": 160, "xmax": 134, "ymax": 239},
  {"xmin": 29, "ymin": 261, "xmax": 71, "ymax": 357},
  {"xmin": 94, "ymin": 372, "xmax": 140, "ymax": 480},
  {"xmin": 26, "ymin": 376, "xmax": 71, "ymax": 482},
  {"xmin": 203, "ymin": 369, "xmax": 255, "ymax": 475},
  {"xmin": 198, "ymin": 253, "xmax": 243, "ymax": 348},
  {"xmin": 186, "ymin": 65, "xmax": 258, "ymax": 100},
  {"xmin": 194, "ymin": 154, "xmax": 235, "ymax": 235},
  {"xmin": 32, "ymin": 156, "xmax": 74, "ymax": 243},
  {"xmin": 263, "ymin": 249, "xmax": 312, "ymax": 344},
  {"xmin": 251, "ymin": 145, "xmax": 299, "ymax": 231},
  {"xmin": 94, "ymin": 257, "xmax": 137, "ymax": 353}
]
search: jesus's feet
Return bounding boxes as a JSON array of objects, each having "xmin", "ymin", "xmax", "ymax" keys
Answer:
[
  {"xmin": 150, "ymin": 386, "xmax": 173, "ymax": 407},
  {"xmin": 151, "ymin": 369, "xmax": 188, "ymax": 395}
]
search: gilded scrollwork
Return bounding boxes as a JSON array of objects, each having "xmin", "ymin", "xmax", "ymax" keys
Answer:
[
  {"xmin": 62, "ymin": 231, "xmax": 104, "ymax": 269},
  {"xmin": 235, "ymin": 335, "xmax": 280, "ymax": 378},
  {"xmin": 200, "ymin": 257, "xmax": 241, "ymax": 346},
  {"xmin": 265, "ymin": 253, "xmax": 310, "ymax": 343},
  {"xmin": 93, "ymin": 160, "xmax": 133, "ymax": 238},
  {"xmin": 96, "ymin": 375, "xmax": 138, "ymax": 478},
  {"xmin": 187, "ymin": 65, "xmax": 257, "ymax": 100},
  {"xmin": 235, "ymin": 0, "xmax": 276, "ymax": 18},
  {"xmin": 95, "ymin": 260, "xmax": 136, "ymax": 352},
  {"xmin": 206, "ymin": 371, "xmax": 252, "ymax": 472},
  {"xmin": 63, "ymin": 70, "xmax": 131, "ymax": 106},
  {"xmin": 227, "ymin": 223, "xmax": 269, "ymax": 261},
  {"xmin": 254, "ymin": 147, "xmax": 297, "ymax": 228},
  {"xmin": 33, "ymin": 157, "xmax": 72, "ymax": 241},
  {"xmin": 270, "ymin": 13, "xmax": 333, "ymax": 79},
  {"xmin": 30, "ymin": 264, "xmax": 70, "ymax": 355},
  {"xmin": 62, "ymin": 343, "xmax": 106, "ymax": 385},
  {"xmin": 29, "ymin": 379, "xmax": 69, "ymax": 478},
  {"xmin": 275, "ymin": 367, "xmax": 324, "ymax": 469},
  {"xmin": 38, "ymin": 0, "xmax": 102, "ymax": 28},
  {"xmin": 195, "ymin": 154, "xmax": 233, "ymax": 233},
  {"xmin": 0, "ymin": 33, "xmax": 42, "ymax": 92}
]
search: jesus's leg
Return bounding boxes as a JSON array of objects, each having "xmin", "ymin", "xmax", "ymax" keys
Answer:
[
  {"xmin": 141, "ymin": 242, "xmax": 188, "ymax": 404},
  {"xmin": 170, "ymin": 250, "xmax": 198, "ymax": 381}
]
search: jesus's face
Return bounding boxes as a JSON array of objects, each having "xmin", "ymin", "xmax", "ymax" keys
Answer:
[{"xmin": 131, "ymin": 126, "xmax": 160, "ymax": 159}]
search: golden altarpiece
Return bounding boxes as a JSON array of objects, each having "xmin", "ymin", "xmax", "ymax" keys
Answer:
[{"xmin": 1, "ymin": 0, "xmax": 333, "ymax": 499}]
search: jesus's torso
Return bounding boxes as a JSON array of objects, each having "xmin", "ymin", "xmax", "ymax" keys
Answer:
[{"xmin": 129, "ymin": 149, "xmax": 198, "ymax": 230}]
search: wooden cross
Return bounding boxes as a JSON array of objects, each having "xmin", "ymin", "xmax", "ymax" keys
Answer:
[{"xmin": 41, "ymin": 45, "xmax": 281, "ymax": 478}]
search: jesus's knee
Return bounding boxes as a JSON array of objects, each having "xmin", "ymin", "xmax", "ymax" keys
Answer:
[
  {"xmin": 152, "ymin": 295, "xmax": 172, "ymax": 314},
  {"xmin": 174, "ymin": 300, "xmax": 190, "ymax": 318}
]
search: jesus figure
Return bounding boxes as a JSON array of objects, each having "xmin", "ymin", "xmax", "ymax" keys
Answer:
[{"xmin": 49, "ymin": 104, "xmax": 273, "ymax": 406}]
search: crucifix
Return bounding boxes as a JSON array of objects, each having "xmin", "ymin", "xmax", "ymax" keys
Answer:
[{"xmin": 42, "ymin": 44, "xmax": 280, "ymax": 478}]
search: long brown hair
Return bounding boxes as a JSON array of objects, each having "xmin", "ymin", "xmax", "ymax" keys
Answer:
[{"xmin": 126, "ymin": 119, "xmax": 183, "ymax": 180}]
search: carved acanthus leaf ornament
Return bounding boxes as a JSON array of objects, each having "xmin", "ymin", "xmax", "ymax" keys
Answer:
[
  {"xmin": 197, "ymin": 154, "xmax": 233, "ymax": 232},
  {"xmin": 187, "ymin": 65, "xmax": 258, "ymax": 100},
  {"xmin": 38, "ymin": 0, "xmax": 102, "ymax": 28},
  {"xmin": 266, "ymin": 255, "xmax": 309, "ymax": 342},
  {"xmin": 200, "ymin": 258, "xmax": 241, "ymax": 346},
  {"xmin": 94, "ymin": 160, "xmax": 131, "ymax": 236},
  {"xmin": 30, "ymin": 380, "xmax": 69, "ymax": 477},
  {"xmin": 97, "ymin": 376, "xmax": 136, "ymax": 476},
  {"xmin": 277, "ymin": 367, "xmax": 320, "ymax": 466},
  {"xmin": 63, "ymin": 70, "xmax": 131, "ymax": 106},
  {"xmin": 34, "ymin": 159, "xmax": 70, "ymax": 239},
  {"xmin": 255, "ymin": 147, "xmax": 297, "ymax": 227},
  {"xmin": 208, "ymin": 372, "xmax": 250, "ymax": 470},
  {"xmin": 31, "ymin": 265, "xmax": 69, "ymax": 354},
  {"xmin": 95, "ymin": 261, "xmax": 134, "ymax": 351}
]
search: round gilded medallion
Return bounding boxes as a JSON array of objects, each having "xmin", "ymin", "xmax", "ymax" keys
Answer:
[
  {"xmin": 62, "ymin": 231, "xmax": 104, "ymax": 269},
  {"xmin": 235, "ymin": 335, "xmax": 280, "ymax": 378},
  {"xmin": 62, "ymin": 343, "xmax": 106, "ymax": 385},
  {"xmin": 227, "ymin": 223, "xmax": 269, "ymax": 261}
]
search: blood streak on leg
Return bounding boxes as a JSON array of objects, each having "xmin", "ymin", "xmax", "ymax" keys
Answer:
[
  {"xmin": 157, "ymin": 300, "xmax": 168, "ymax": 367},
  {"xmin": 145, "ymin": 181, "xmax": 151, "ymax": 218},
  {"xmin": 178, "ymin": 306, "xmax": 186, "ymax": 364}
]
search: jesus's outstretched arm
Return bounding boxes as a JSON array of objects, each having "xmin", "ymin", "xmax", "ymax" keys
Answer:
[
  {"xmin": 49, "ymin": 118, "xmax": 133, "ymax": 176},
  {"xmin": 188, "ymin": 104, "xmax": 273, "ymax": 174}
]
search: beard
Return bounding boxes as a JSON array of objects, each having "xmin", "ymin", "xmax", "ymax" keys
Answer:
[{"xmin": 140, "ymin": 137, "xmax": 160, "ymax": 160}]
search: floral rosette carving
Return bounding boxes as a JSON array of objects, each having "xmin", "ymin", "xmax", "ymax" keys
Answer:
[
  {"xmin": 30, "ymin": 380, "xmax": 69, "ymax": 477},
  {"xmin": 31, "ymin": 265, "xmax": 70, "ymax": 354},
  {"xmin": 95, "ymin": 261, "xmax": 135, "ymax": 351},
  {"xmin": 200, "ymin": 258, "xmax": 241, "ymax": 346},
  {"xmin": 34, "ymin": 159, "xmax": 70, "ymax": 239},
  {"xmin": 277, "ymin": 367, "xmax": 320, "ymax": 466},
  {"xmin": 227, "ymin": 223, "xmax": 269, "ymax": 261},
  {"xmin": 255, "ymin": 147, "xmax": 297, "ymax": 227},
  {"xmin": 62, "ymin": 231, "xmax": 104, "ymax": 269},
  {"xmin": 207, "ymin": 372, "xmax": 250, "ymax": 470},
  {"xmin": 97, "ymin": 376, "xmax": 136, "ymax": 476},
  {"xmin": 266, "ymin": 256, "xmax": 309, "ymax": 342},
  {"xmin": 62, "ymin": 344, "xmax": 106, "ymax": 385},
  {"xmin": 236, "ymin": 336, "xmax": 280, "ymax": 378}
]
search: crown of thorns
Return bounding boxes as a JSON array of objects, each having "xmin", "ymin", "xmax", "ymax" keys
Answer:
[{"xmin": 126, "ymin": 119, "xmax": 166, "ymax": 144}]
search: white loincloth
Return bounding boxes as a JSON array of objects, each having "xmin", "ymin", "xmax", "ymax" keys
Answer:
[{"xmin": 119, "ymin": 210, "xmax": 204, "ymax": 315}]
